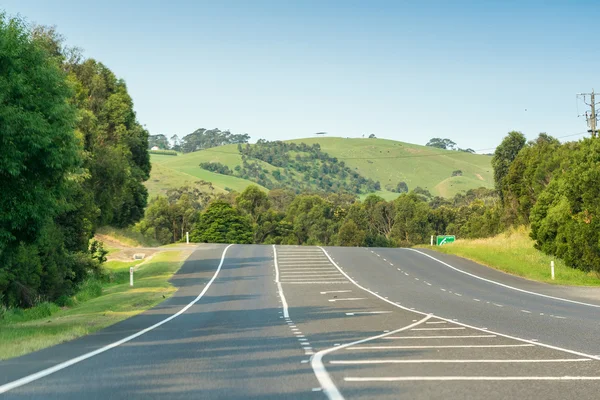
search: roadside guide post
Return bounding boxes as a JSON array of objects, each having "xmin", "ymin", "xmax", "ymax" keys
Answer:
[
  {"xmin": 551, "ymin": 260, "xmax": 555, "ymax": 280},
  {"xmin": 430, "ymin": 235, "xmax": 434, "ymax": 246},
  {"xmin": 186, "ymin": 231, "xmax": 189, "ymax": 244},
  {"xmin": 130, "ymin": 267, "xmax": 134, "ymax": 287}
]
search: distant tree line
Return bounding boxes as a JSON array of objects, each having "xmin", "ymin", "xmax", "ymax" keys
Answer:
[
  {"xmin": 426, "ymin": 138, "xmax": 475, "ymax": 153},
  {"xmin": 0, "ymin": 17, "xmax": 150, "ymax": 307}
]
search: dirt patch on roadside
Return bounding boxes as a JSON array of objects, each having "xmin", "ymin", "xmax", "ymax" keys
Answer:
[{"xmin": 475, "ymin": 173, "xmax": 484, "ymax": 181}]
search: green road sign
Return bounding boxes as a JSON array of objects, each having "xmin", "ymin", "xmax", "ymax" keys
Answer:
[{"xmin": 436, "ymin": 235, "xmax": 455, "ymax": 246}]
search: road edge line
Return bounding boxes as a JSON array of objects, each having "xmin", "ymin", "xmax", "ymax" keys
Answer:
[
  {"xmin": 318, "ymin": 246, "xmax": 600, "ymax": 362},
  {"xmin": 311, "ymin": 315, "xmax": 432, "ymax": 400},
  {"xmin": 0, "ymin": 244, "xmax": 235, "ymax": 395},
  {"xmin": 272, "ymin": 245, "xmax": 289, "ymax": 318},
  {"xmin": 406, "ymin": 248, "xmax": 600, "ymax": 309}
]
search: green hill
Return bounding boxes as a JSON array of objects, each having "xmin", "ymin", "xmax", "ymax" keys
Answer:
[{"xmin": 145, "ymin": 137, "xmax": 493, "ymax": 199}]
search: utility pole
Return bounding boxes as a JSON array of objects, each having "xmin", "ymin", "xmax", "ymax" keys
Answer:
[{"xmin": 578, "ymin": 90, "xmax": 600, "ymax": 137}]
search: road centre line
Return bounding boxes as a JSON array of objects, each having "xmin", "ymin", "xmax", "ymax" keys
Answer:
[
  {"xmin": 348, "ymin": 344, "xmax": 535, "ymax": 350},
  {"xmin": 331, "ymin": 359, "xmax": 591, "ymax": 364},
  {"xmin": 273, "ymin": 245, "xmax": 289, "ymax": 319},
  {"xmin": 319, "ymin": 247, "xmax": 600, "ymax": 362},
  {"xmin": 0, "ymin": 244, "xmax": 235, "ymax": 395},
  {"xmin": 311, "ymin": 315, "xmax": 432, "ymax": 400},
  {"xmin": 345, "ymin": 376, "xmax": 600, "ymax": 382},
  {"xmin": 383, "ymin": 334, "xmax": 497, "ymax": 339}
]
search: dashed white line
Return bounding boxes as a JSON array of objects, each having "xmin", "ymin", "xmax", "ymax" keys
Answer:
[
  {"xmin": 328, "ymin": 298, "xmax": 367, "ymax": 302},
  {"xmin": 521, "ymin": 309, "xmax": 532, "ymax": 314}
]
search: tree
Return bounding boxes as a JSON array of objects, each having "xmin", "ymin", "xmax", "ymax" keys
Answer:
[
  {"xmin": 191, "ymin": 201, "xmax": 253, "ymax": 244},
  {"xmin": 396, "ymin": 181, "xmax": 409, "ymax": 193},
  {"xmin": 148, "ymin": 134, "xmax": 170, "ymax": 149},
  {"xmin": 368, "ymin": 134, "xmax": 376, "ymax": 139},
  {"xmin": 426, "ymin": 138, "xmax": 457, "ymax": 150},
  {"xmin": 336, "ymin": 220, "xmax": 366, "ymax": 246},
  {"xmin": 492, "ymin": 131, "xmax": 526, "ymax": 199}
]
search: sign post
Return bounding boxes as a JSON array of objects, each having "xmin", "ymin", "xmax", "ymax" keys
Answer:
[
  {"xmin": 186, "ymin": 232, "xmax": 189, "ymax": 244},
  {"xmin": 436, "ymin": 235, "xmax": 456, "ymax": 246},
  {"xmin": 130, "ymin": 267, "xmax": 134, "ymax": 287}
]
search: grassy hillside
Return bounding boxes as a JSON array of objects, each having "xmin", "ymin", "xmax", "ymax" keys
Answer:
[
  {"xmin": 288, "ymin": 137, "xmax": 493, "ymax": 197},
  {"xmin": 146, "ymin": 137, "xmax": 493, "ymax": 199}
]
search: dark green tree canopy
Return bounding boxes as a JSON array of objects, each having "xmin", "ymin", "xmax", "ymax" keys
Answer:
[
  {"xmin": 492, "ymin": 131, "xmax": 526, "ymax": 197},
  {"xmin": 191, "ymin": 201, "xmax": 253, "ymax": 244}
]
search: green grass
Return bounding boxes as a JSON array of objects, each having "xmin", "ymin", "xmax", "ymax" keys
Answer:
[
  {"xmin": 146, "ymin": 137, "xmax": 493, "ymax": 199},
  {"xmin": 417, "ymin": 227, "xmax": 600, "ymax": 286},
  {"xmin": 0, "ymin": 251, "xmax": 189, "ymax": 360},
  {"xmin": 95, "ymin": 226, "xmax": 160, "ymax": 248}
]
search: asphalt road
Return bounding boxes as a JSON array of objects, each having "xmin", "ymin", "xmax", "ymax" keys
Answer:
[{"xmin": 2, "ymin": 244, "xmax": 600, "ymax": 399}]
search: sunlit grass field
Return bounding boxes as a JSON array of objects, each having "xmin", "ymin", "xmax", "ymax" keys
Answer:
[{"xmin": 419, "ymin": 227, "xmax": 600, "ymax": 286}]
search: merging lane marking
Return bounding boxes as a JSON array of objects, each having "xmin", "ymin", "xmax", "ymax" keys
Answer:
[
  {"xmin": 407, "ymin": 248, "xmax": 600, "ymax": 309},
  {"xmin": 311, "ymin": 315, "xmax": 432, "ymax": 400},
  {"xmin": 273, "ymin": 245, "xmax": 289, "ymax": 319},
  {"xmin": 330, "ymin": 359, "xmax": 591, "ymax": 364},
  {"xmin": 319, "ymin": 247, "xmax": 600, "ymax": 362},
  {"xmin": 411, "ymin": 327, "xmax": 466, "ymax": 331},
  {"xmin": 0, "ymin": 244, "xmax": 235, "ymax": 395},
  {"xmin": 383, "ymin": 334, "xmax": 496, "ymax": 339},
  {"xmin": 348, "ymin": 344, "xmax": 535, "ymax": 350},
  {"xmin": 345, "ymin": 376, "xmax": 600, "ymax": 382},
  {"xmin": 321, "ymin": 290, "xmax": 352, "ymax": 294},
  {"xmin": 345, "ymin": 311, "xmax": 392, "ymax": 316}
]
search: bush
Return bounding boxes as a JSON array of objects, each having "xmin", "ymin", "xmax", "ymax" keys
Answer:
[{"xmin": 149, "ymin": 150, "xmax": 177, "ymax": 156}]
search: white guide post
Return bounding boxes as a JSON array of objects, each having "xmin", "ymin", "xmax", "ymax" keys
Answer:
[
  {"xmin": 130, "ymin": 267, "xmax": 134, "ymax": 287},
  {"xmin": 186, "ymin": 232, "xmax": 189, "ymax": 244},
  {"xmin": 551, "ymin": 261, "xmax": 555, "ymax": 280}
]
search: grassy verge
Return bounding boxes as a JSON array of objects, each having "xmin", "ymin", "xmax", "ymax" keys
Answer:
[
  {"xmin": 95, "ymin": 226, "xmax": 160, "ymax": 247},
  {"xmin": 417, "ymin": 227, "xmax": 600, "ymax": 286},
  {"xmin": 0, "ymin": 250, "xmax": 189, "ymax": 360}
]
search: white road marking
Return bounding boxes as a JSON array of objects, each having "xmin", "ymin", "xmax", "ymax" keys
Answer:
[
  {"xmin": 473, "ymin": 299, "xmax": 480, "ymax": 302},
  {"xmin": 411, "ymin": 327, "xmax": 466, "ymax": 331},
  {"xmin": 454, "ymin": 293, "xmax": 462, "ymax": 297},
  {"xmin": 349, "ymin": 344, "xmax": 535, "ymax": 350},
  {"xmin": 318, "ymin": 247, "xmax": 600, "ymax": 362},
  {"xmin": 311, "ymin": 315, "xmax": 432, "ymax": 400},
  {"xmin": 424, "ymin": 281, "xmax": 432, "ymax": 286},
  {"xmin": 493, "ymin": 303, "xmax": 503, "ymax": 307},
  {"xmin": 331, "ymin": 359, "xmax": 591, "ymax": 364},
  {"xmin": 425, "ymin": 321, "xmax": 447, "ymax": 324},
  {"xmin": 383, "ymin": 334, "xmax": 497, "ymax": 339},
  {"xmin": 0, "ymin": 244, "xmax": 235, "ymax": 395},
  {"xmin": 345, "ymin": 311, "xmax": 392, "ymax": 316},
  {"xmin": 273, "ymin": 245, "xmax": 289, "ymax": 319},
  {"xmin": 521, "ymin": 309, "xmax": 532, "ymax": 313},
  {"xmin": 440, "ymin": 288, "xmax": 446, "ymax": 291},
  {"xmin": 407, "ymin": 248, "xmax": 600, "ymax": 309},
  {"xmin": 328, "ymin": 298, "xmax": 367, "ymax": 302},
  {"xmin": 345, "ymin": 376, "xmax": 600, "ymax": 382},
  {"xmin": 282, "ymin": 282, "xmax": 350, "ymax": 284},
  {"xmin": 321, "ymin": 290, "xmax": 352, "ymax": 294}
]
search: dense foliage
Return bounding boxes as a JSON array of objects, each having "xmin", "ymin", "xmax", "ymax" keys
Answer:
[
  {"xmin": 180, "ymin": 128, "xmax": 249, "ymax": 153},
  {"xmin": 0, "ymin": 17, "xmax": 150, "ymax": 307}
]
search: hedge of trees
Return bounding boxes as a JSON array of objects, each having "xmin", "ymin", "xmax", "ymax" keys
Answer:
[{"xmin": 0, "ymin": 17, "xmax": 150, "ymax": 307}]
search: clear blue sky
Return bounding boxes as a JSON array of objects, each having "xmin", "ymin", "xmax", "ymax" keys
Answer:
[{"xmin": 3, "ymin": 0, "xmax": 599, "ymax": 151}]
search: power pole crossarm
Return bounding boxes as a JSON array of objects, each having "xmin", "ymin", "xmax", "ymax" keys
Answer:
[{"xmin": 578, "ymin": 90, "xmax": 599, "ymax": 138}]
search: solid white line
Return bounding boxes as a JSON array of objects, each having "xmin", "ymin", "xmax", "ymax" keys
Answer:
[
  {"xmin": 345, "ymin": 311, "xmax": 392, "ymax": 316},
  {"xmin": 317, "ymin": 247, "xmax": 600, "ymax": 362},
  {"xmin": 0, "ymin": 244, "xmax": 235, "ymax": 395},
  {"xmin": 273, "ymin": 245, "xmax": 289, "ymax": 319},
  {"xmin": 281, "ymin": 272, "xmax": 341, "ymax": 275},
  {"xmin": 383, "ymin": 334, "xmax": 496, "ymax": 339},
  {"xmin": 329, "ymin": 298, "xmax": 366, "ymax": 302},
  {"xmin": 426, "ymin": 321, "xmax": 447, "ymax": 324},
  {"xmin": 411, "ymin": 327, "xmax": 466, "ymax": 331},
  {"xmin": 280, "ymin": 268, "xmax": 337, "ymax": 271},
  {"xmin": 311, "ymin": 315, "xmax": 432, "ymax": 400},
  {"xmin": 344, "ymin": 376, "xmax": 600, "ymax": 382},
  {"xmin": 282, "ymin": 282, "xmax": 350, "ymax": 284},
  {"xmin": 330, "ymin": 359, "xmax": 591, "ymax": 364},
  {"xmin": 321, "ymin": 290, "xmax": 352, "ymax": 294},
  {"xmin": 407, "ymin": 248, "xmax": 600, "ymax": 309},
  {"xmin": 348, "ymin": 344, "xmax": 535, "ymax": 349}
]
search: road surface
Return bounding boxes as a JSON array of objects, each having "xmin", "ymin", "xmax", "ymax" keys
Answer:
[{"xmin": 2, "ymin": 244, "xmax": 600, "ymax": 399}]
